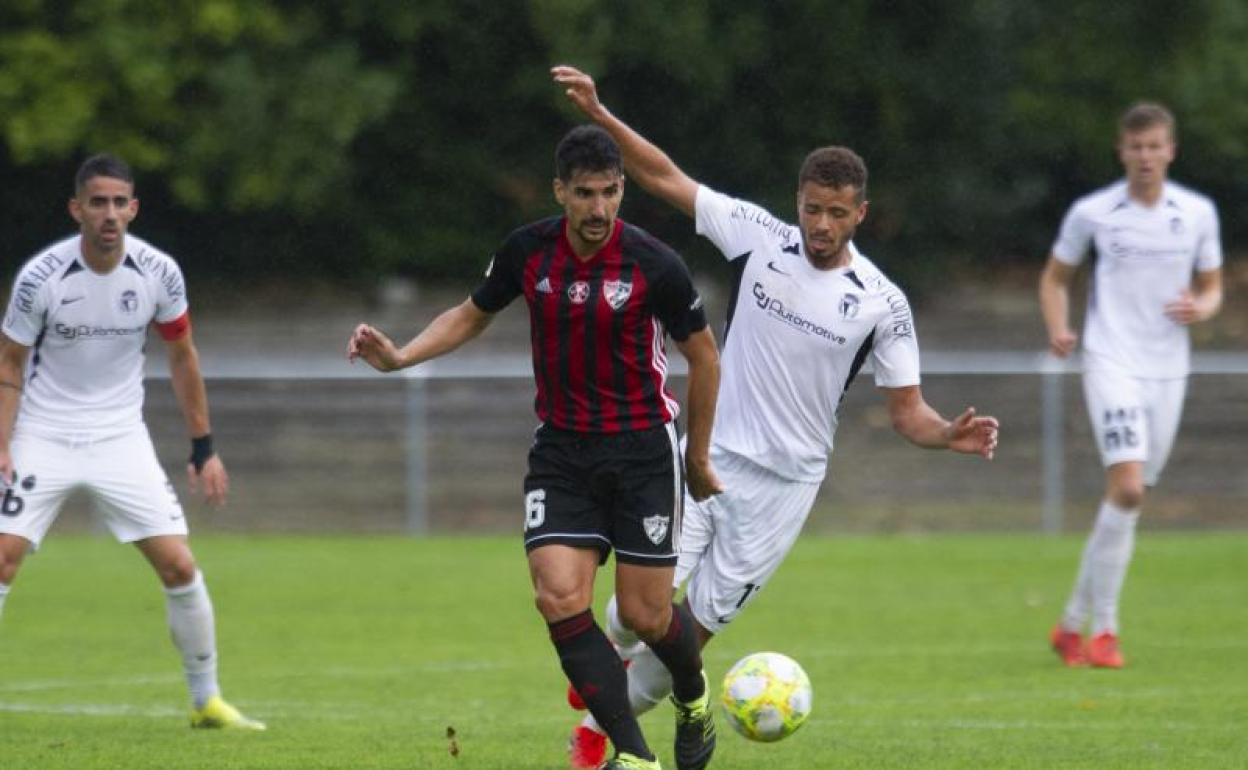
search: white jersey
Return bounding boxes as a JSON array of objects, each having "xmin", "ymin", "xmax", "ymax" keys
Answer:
[
  {"xmin": 695, "ymin": 185, "xmax": 921, "ymax": 482},
  {"xmin": 2, "ymin": 234, "xmax": 189, "ymax": 434},
  {"xmin": 1052, "ymin": 180, "xmax": 1222, "ymax": 378}
]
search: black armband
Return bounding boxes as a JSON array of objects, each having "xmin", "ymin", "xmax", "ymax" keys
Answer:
[{"xmin": 189, "ymin": 434, "xmax": 215, "ymax": 472}]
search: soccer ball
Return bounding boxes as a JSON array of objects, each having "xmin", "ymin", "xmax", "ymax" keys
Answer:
[{"xmin": 719, "ymin": 651, "xmax": 812, "ymax": 742}]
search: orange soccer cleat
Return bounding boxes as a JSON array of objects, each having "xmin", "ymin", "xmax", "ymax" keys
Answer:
[
  {"xmin": 1050, "ymin": 624, "xmax": 1088, "ymax": 667},
  {"xmin": 1086, "ymin": 631, "xmax": 1125, "ymax": 668}
]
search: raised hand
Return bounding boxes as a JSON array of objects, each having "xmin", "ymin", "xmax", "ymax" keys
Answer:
[{"xmin": 551, "ymin": 65, "xmax": 605, "ymax": 119}]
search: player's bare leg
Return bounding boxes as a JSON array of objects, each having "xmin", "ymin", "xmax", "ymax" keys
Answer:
[
  {"xmin": 135, "ymin": 535, "xmax": 265, "ymax": 729},
  {"xmin": 0, "ymin": 533, "xmax": 31, "ymax": 621},
  {"xmin": 616, "ymin": 563, "xmax": 713, "ymax": 770},
  {"xmin": 533, "ymin": 545, "xmax": 659, "ymax": 768}
]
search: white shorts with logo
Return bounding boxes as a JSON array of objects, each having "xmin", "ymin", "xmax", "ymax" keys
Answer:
[
  {"xmin": 675, "ymin": 447, "xmax": 821, "ymax": 635},
  {"xmin": 0, "ymin": 424, "xmax": 187, "ymax": 547},
  {"xmin": 1082, "ymin": 369, "xmax": 1187, "ymax": 486}
]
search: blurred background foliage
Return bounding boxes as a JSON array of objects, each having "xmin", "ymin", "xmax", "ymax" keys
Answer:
[{"xmin": 1, "ymin": 0, "xmax": 1244, "ymax": 296}]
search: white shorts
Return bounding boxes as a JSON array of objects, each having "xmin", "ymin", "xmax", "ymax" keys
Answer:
[
  {"xmin": 676, "ymin": 447, "xmax": 820, "ymax": 635},
  {"xmin": 0, "ymin": 425, "xmax": 187, "ymax": 547},
  {"xmin": 1082, "ymin": 370, "xmax": 1187, "ymax": 486}
]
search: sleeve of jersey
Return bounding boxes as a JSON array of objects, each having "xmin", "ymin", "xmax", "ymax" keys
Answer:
[
  {"xmin": 871, "ymin": 290, "xmax": 922, "ymax": 388},
  {"xmin": 470, "ymin": 234, "xmax": 525, "ymax": 313},
  {"xmin": 650, "ymin": 255, "xmax": 708, "ymax": 342},
  {"xmin": 1195, "ymin": 202, "xmax": 1224, "ymax": 270},
  {"xmin": 152, "ymin": 258, "xmax": 190, "ymax": 325},
  {"xmin": 694, "ymin": 185, "xmax": 751, "ymax": 262},
  {"xmin": 1, "ymin": 271, "xmax": 46, "ymax": 346},
  {"xmin": 1050, "ymin": 203, "xmax": 1091, "ymax": 265}
]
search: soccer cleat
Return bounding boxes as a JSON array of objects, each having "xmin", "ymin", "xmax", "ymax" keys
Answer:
[
  {"xmin": 1050, "ymin": 624, "xmax": 1087, "ymax": 667},
  {"xmin": 1086, "ymin": 631, "xmax": 1125, "ymax": 668},
  {"xmin": 671, "ymin": 671, "xmax": 715, "ymax": 770},
  {"xmin": 190, "ymin": 695, "xmax": 267, "ymax": 731},
  {"xmin": 567, "ymin": 724, "xmax": 608, "ymax": 769},
  {"xmin": 602, "ymin": 752, "xmax": 661, "ymax": 770}
]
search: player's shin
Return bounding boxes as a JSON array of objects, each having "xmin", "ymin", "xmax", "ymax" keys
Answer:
[
  {"xmin": 643, "ymin": 603, "xmax": 704, "ymax": 703},
  {"xmin": 0, "ymin": 581, "xmax": 9, "ymax": 620},
  {"xmin": 1088, "ymin": 499, "xmax": 1139, "ymax": 635},
  {"xmin": 165, "ymin": 571, "xmax": 220, "ymax": 707},
  {"xmin": 550, "ymin": 609, "xmax": 654, "ymax": 761}
]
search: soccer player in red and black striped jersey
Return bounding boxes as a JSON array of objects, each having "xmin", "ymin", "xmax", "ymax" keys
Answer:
[{"xmin": 348, "ymin": 126, "xmax": 722, "ymax": 770}]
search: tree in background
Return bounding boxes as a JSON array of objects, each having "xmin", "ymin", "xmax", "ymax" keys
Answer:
[{"xmin": 1, "ymin": 1, "xmax": 1244, "ymax": 295}]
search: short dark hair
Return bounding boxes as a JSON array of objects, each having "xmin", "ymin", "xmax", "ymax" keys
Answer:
[
  {"xmin": 75, "ymin": 153, "xmax": 134, "ymax": 194},
  {"xmin": 798, "ymin": 146, "xmax": 867, "ymax": 202},
  {"xmin": 555, "ymin": 125, "xmax": 623, "ymax": 182},
  {"xmin": 1119, "ymin": 102, "xmax": 1175, "ymax": 140}
]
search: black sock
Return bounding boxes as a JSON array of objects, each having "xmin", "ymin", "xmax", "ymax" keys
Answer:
[
  {"xmin": 646, "ymin": 603, "xmax": 706, "ymax": 704},
  {"xmin": 549, "ymin": 610, "xmax": 653, "ymax": 760}
]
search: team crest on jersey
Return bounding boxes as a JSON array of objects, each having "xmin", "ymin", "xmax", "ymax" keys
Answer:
[
  {"xmin": 839, "ymin": 293, "xmax": 861, "ymax": 320},
  {"xmin": 567, "ymin": 281, "xmax": 590, "ymax": 304},
  {"xmin": 602, "ymin": 279, "xmax": 633, "ymax": 310},
  {"xmin": 1170, "ymin": 217, "xmax": 1185, "ymax": 235},
  {"xmin": 642, "ymin": 514, "xmax": 670, "ymax": 545},
  {"xmin": 119, "ymin": 290, "xmax": 139, "ymax": 314}
]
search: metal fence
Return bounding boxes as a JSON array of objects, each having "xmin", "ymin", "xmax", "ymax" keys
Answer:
[{"xmin": 49, "ymin": 352, "xmax": 1248, "ymax": 536}]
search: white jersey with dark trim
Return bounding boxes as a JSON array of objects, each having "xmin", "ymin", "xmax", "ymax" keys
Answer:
[
  {"xmin": 2, "ymin": 234, "xmax": 189, "ymax": 434},
  {"xmin": 695, "ymin": 185, "xmax": 921, "ymax": 483},
  {"xmin": 1052, "ymin": 179, "xmax": 1222, "ymax": 379}
]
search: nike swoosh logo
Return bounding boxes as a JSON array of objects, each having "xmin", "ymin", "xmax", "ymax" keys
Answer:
[
  {"xmin": 766, "ymin": 261, "xmax": 790, "ymax": 276},
  {"xmin": 60, "ymin": 296, "xmax": 85, "ymax": 305}
]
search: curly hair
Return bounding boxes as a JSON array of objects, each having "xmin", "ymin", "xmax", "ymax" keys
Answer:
[{"xmin": 798, "ymin": 146, "xmax": 867, "ymax": 202}]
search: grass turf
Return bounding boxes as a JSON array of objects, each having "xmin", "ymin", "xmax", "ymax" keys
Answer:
[{"xmin": 0, "ymin": 533, "xmax": 1244, "ymax": 768}]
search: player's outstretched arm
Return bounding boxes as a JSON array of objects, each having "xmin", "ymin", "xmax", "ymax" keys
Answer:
[
  {"xmin": 883, "ymin": 385, "xmax": 998, "ymax": 460},
  {"xmin": 552, "ymin": 65, "xmax": 699, "ymax": 218},
  {"xmin": 1038, "ymin": 256, "xmax": 1079, "ymax": 357},
  {"xmin": 0, "ymin": 333, "xmax": 28, "ymax": 485},
  {"xmin": 347, "ymin": 298, "xmax": 494, "ymax": 373},
  {"xmin": 165, "ymin": 331, "xmax": 229, "ymax": 505}
]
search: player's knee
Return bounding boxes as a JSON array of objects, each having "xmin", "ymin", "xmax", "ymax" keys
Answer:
[
  {"xmin": 1108, "ymin": 483, "xmax": 1145, "ymax": 510},
  {"xmin": 155, "ymin": 557, "xmax": 198, "ymax": 589},
  {"xmin": 615, "ymin": 599, "xmax": 670, "ymax": 642},
  {"xmin": 533, "ymin": 585, "xmax": 591, "ymax": 622}
]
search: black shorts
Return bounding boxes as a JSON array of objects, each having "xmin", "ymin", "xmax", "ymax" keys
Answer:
[{"xmin": 522, "ymin": 423, "xmax": 683, "ymax": 566}]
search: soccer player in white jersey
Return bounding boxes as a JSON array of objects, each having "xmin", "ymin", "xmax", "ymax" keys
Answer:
[
  {"xmin": 1039, "ymin": 103, "xmax": 1223, "ymax": 669},
  {"xmin": 0, "ymin": 154, "xmax": 264, "ymax": 729},
  {"xmin": 552, "ymin": 66, "xmax": 999, "ymax": 768}
]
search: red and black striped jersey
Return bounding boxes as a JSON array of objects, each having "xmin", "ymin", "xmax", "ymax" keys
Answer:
[{"xmin": 472, "ymin": 216, "xmax": 707, "ymax": 434}]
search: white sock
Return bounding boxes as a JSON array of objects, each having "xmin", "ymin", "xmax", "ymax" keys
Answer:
[
  {"xmin": 604, "ymin": 595, "xmax": 644, "ymax": 656},
  {"xmin": 1087, "ymin": 501, "xmax": 1139, "ymax": 636},
  {"xmin": 581, "ymin": 646, "xmax": 674, "ymax": 735},
  {"xmin": 0, "ymin": 582, "xmax": 9, "ymax": 621},
  {"xmin": 165, "ymin": 571, "xmax": 220, "ymax": 708}
]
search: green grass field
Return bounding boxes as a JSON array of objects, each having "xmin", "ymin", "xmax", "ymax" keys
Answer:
[{"xmin": 1, "ymin": 533, "xmax": 1244, "ymax": 769}]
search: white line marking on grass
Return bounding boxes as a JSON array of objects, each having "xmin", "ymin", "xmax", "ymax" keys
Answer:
[
  {"xmin": 0, "ymin": 701, "xmax": 182, "ymax": 717},
  {"xmin": 0, "ymin": 673, "xmax": 181, "ymax": 693},
  {"xmin": 826, "ymin": 716, "xmax": 1244, "ymax": 732}
]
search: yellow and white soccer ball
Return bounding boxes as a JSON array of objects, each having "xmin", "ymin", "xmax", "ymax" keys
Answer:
[{"xmin": 719, "ymin": 651, "xmax": 812, "ymax": 742}]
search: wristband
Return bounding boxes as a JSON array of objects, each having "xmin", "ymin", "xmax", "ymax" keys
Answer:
[{"xmin": 189, "ymin": 434, "xmax": 215, "ymax": 472}]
